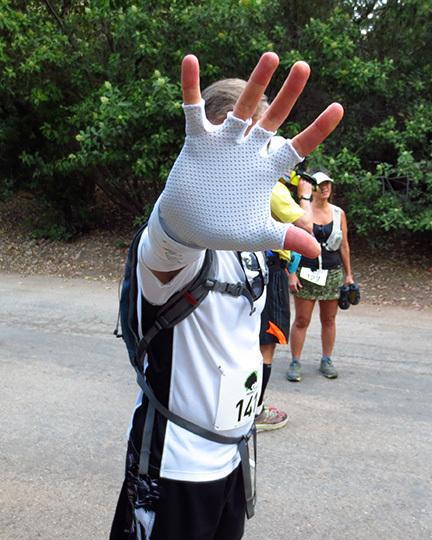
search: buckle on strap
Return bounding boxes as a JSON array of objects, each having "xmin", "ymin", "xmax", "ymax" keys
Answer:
[
  {"xmin": 204, "ymin": 279, "xmax": 245, "ymax": 297},
  {"xmin": 226, "ymin": 282, "xmax": 245, "ymax": 296},
  {"xmin": 204, "ymin": 278, "xmax": 217, "ymax": 290}
]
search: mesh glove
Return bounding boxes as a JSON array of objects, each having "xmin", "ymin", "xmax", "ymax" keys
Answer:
[{"xmin": 158, "ymin": 100, "xmax": 303, "ymax": 251}]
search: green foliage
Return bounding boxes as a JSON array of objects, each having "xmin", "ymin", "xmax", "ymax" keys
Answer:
[
  {"xmin": 0, "ymin": 0, "xmax": 431, "ymax": 240},
  {"xmin": 31, "ymin": 223, "xmax": 73, "ymax": 242},
  {"xmin": 0, "ymin": 0, "xmax": 276, "ymax": 231},
  {"xmin": 273, "ymin": 1, "xmax": 432, "ymax": 240},
  {"xmin": 307, "ymin": 101, "xmax": 432, "ymax": 239}
]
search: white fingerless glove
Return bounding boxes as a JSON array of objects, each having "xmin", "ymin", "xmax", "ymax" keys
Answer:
[{"xmin": 158, "ymin": 100, "xmax": 303, "ymax": 251}]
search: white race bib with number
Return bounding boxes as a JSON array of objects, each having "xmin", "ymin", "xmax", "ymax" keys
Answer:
[
  {"xmin": 300, "ymin": 267, "xmax": 328, "ymax": 287},
  {"xmin": 214, "ymin": 367, "xmax": 261, "ymax": 431}
]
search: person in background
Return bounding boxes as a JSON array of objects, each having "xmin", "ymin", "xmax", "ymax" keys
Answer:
[
  {"xmin": 202, "ymin": 80, "xmax": 315, "ymax": 431},
  {"xmin": 256, "ymin": 168, "xmax": 313, "ymax": 431},
  {"xmin": 288, "ymin": 170, "xmax": 355, "ymax": 382}
]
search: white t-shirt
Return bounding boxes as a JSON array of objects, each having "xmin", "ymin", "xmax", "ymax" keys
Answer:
[{"xmin": 135, "ymin": 228, "xmax": 266, "ymax": 482}]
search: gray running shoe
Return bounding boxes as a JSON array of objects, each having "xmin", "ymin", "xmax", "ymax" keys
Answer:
[
  {"xmin": 255, "ymin": 405, "xmax": 288, "ymax": 433},
  {"xmin": 287, "ymin": 360, "xmax": 302, "ymax": 382},
  {"xmin": 319, "ymin": 358, "xmax": 338, "ymax": 379}
]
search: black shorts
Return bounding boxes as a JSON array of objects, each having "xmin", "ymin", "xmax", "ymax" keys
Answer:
[
  {"xmin": 259, "ymin": 258, "xmax": 290, "ymax": 346},
  {"xmin": 110, "ymin": 465, "xmax": 246, "ymax": 540}
]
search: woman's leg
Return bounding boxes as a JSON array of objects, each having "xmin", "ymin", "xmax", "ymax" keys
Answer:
[
  {"xmin": 290, "ymin": 296, "xmax": 316, "ymax": 359},
  {"xmin": 318, "ymin": 299, "xmax": 338, "ymax": 357},
  {"xmin": 318, "ymin": 299, "xmax": 339, "ymax": 378}
]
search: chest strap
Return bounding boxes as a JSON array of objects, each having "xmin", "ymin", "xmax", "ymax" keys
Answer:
[
  {"xmin": 136, "ymin": 262, "xmax": 256, "ymax": 370},
  {"xmin": 136, "ymin": 370, "xmax": 257, "ymax": 519},
  {"xmin": 204, "ymin": 278, "xmax": 256, "ymax": 314}
]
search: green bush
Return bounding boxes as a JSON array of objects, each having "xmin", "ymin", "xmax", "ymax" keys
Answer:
[{"xmin": 0, "ymin": 0, "xmax": 431, "ymax": 241}]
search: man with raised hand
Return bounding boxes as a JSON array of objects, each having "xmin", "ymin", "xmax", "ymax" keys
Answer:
[{"xmin": 110, "ymin": 53, "xmax": 343, "ymax": 540}]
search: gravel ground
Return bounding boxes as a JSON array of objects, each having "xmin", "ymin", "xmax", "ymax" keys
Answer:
[
  {"xmin": 1, "ymin": 194, "xmax": 431, "ymax": 309},
  {"xmin": 0, "ymin": 194, "xmax": 130, "ymax": 282}
]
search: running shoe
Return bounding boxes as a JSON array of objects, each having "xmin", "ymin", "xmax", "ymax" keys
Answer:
[
  {"xmin": 255, "ymin": 405, "xmax": 288, "ymax": 432},
  {"xmin": 287, "ymin": 360, "xmax": 302, "ymax": 382},
  {"xmin": 348, "ymin": 283, "xmax": 361, "ymax": 305},
  {"xmin": 338, "ymin": 284, "xmax": 350, "ymax": 310},
  {"xmin": 319, "ymin": 357, "xmax": 338, "ymax": 379}
]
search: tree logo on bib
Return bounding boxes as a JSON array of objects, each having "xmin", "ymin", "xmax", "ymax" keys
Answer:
[{"xmin": 244, "ymin": 371, "xmax": 258, "ymax": 394}]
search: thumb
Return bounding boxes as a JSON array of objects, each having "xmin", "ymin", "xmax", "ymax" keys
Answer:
[{"xmin": 283, "ymin": 226, "xmax": 320, "ymax": 259}]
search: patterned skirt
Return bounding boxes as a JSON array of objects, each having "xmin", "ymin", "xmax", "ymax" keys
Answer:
[{"xmin": 294, "ymin": 267, "xmax": 344, "ymax": 301}]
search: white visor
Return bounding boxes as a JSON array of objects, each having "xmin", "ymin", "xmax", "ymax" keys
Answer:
[{"xmin": 312, "ymin": 172, "xmax": 334, "ymax": 184}]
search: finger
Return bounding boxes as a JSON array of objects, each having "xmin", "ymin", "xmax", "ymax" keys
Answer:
[
  {"xmin": 232, "ymin": 52, "xmax": 279, "ymax": 121},
  {"xmin": 182, "ymin": 54, "xmax": 201, "ymax": 105},
  {"xmin": 259, "ymin": 61, "xmax": 310, "ymax": 132},
  {"xmin": 292, "ymin": 102, "xmax": 344, "ymax": 157},
  {"xmin": 283, "ymin": 226, "xmax": 321, "ymax": 259}
]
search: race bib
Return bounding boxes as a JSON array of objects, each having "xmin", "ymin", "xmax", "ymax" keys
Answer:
[
  {"xmin": 300, "ymin": 267, "xmax": 328, "ymax": 287},
  {"xmin": 214, "ymin": 367, "xmax": 261, "ymax": 431}
]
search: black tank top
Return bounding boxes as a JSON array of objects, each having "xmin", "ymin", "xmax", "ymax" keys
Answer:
[{"xmin": 300, "ymin": 222, "xmax": 342, "ymax": 270}]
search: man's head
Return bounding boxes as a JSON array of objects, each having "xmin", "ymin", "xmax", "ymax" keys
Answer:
[{"xmin": 202, "ymin": 78, "xmax": 269, "ymax": 125}]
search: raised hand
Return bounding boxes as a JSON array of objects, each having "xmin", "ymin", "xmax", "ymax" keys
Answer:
[{"xmin": 158, "ymin": 53, "xmax": 344, "ymax": 256}]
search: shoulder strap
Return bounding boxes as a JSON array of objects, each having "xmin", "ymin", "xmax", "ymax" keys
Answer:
[
  {"xmin": 322, "ymin": 205, "xmax": 342, "ymax": 251},
  {"xmin": 332, "ymin": 204, "xmax": 342, "ymax": 231},
  {"xmin": 135, "ymin": 251, "xmax": 259, "ymax": 369},
  {"xmin": 126, "ymin": 222, "xmax": 149, "ymax": 359},
  {"xmin": 113, "ymin": 220, "xmax": 148, "ymax": 347},
  {"xmin": 116, "ymin": 224, "xmax": 259, "ymax": 371},
  {"xmin": 135, "ymin": 249, "xmax": 216, "ymax": 369}
]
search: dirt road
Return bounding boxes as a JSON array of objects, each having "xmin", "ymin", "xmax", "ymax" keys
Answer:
[{"xmin": 1, "ymin": 273, "xmax": 431, "ymax": 539}]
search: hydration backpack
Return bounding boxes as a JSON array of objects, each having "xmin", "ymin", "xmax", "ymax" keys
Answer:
[
  {"xmin": 323, "ymin": 205, "xmax": 343, "ymax": 252},
  {"xmin": 113, "ymin": 222, "xmax": 259, "ymax": 519}
]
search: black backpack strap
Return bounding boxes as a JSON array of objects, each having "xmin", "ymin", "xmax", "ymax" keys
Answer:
[
  {"xmin": 136, "ymin": 265, "xmax": 259, "ymax": 366},
  {"xmin": 136, "ymin": 371, "xmax": 256, "ymax": 518},
  {"xmin": 126, "ymin": 221, "xmax": 150, "ymax": 360},
  {"xmin": 139, "ymin": 399, "xmax": 155, "ymax": 478},
  {"xmin": 239, "ymin": 429, "xmax": 257, "ymax": 519},
  {"xmin": 113, "ymin": 277, "xmax": 124, "ymax": 338},
  {"xmin": 135, "ymin": 249, "xmax": 217, "ymax": 369}
]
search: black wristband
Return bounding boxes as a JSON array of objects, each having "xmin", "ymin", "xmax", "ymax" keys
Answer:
[{"xmin": 300, "ymin": 196, "xmax": 312, "ymax": 201}]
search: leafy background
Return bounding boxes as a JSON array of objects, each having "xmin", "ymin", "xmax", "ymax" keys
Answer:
[{"xmin": 0, "ymin": 0, "xmax": 431, "ymax": 242}]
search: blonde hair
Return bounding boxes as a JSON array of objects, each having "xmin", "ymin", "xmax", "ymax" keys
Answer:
[{"xmin": 202, "ymin": 78, "xmax": 268, "ymax": 124}]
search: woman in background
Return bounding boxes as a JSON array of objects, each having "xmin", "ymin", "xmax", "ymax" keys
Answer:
[{"xmin": 288, "ymin": 170, "xmax": 355, "ymax": 382}]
